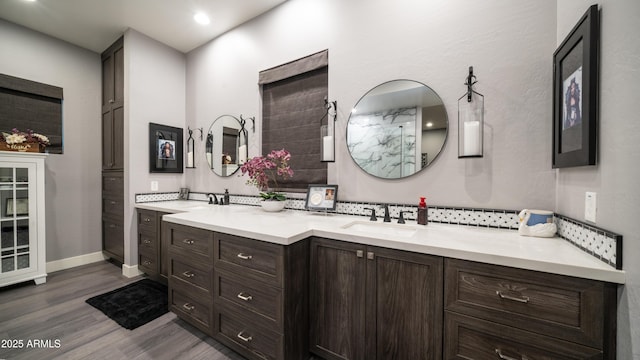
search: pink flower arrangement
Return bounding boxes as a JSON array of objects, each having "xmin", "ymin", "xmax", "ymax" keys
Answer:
[{"xmin": 240, "ymin": 149, "xmax": 294, "ymax": 201}]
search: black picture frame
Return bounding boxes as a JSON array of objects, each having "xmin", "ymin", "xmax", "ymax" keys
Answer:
[
  {"xmin": 552, "ymin": 4, "xmax": 599, "ymax": 168},
  {"xmin": 305, "ymin": 184, "xmax": 338, "ymax": 211},
  {"xmin": 149, "ymin": 123, "xmax": 183, "ymax": 173}
]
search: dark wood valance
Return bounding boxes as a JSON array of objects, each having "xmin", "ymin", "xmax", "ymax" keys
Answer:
[{"xmin": 258, "ymin": 50, "xmax": 328, "ymax": 85}]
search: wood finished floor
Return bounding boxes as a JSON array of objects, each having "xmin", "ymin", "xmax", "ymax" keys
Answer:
[{"xmin": 0, "ymin": 261, "xmax": 245, "ymax": 360}]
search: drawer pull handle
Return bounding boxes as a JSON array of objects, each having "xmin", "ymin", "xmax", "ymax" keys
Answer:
[
  {"xmin": 496, "ymin": 291, "xmax": 530, "ymax": 303},
  {"xmin": 182, "ymin": 303, "xmax": 195, "ymax": 312},
  {"xmin": 182, "ymin": 271, "xmax": 195, "ymax": 278},
  {"xmin": 143, "ymin": 239, "xmax": 151, "ymax": 244},
  {"xmin": 144, "ymin": 218, "xmax": 151, "ymax": 222},
  {"xmin": 183, "ymin": 239, "xmax": 195, "ymax": 245},
  {"xmin": 236, "ymin": 331, "xmax": 252, "ymax": 342},
  {"xmin": 237, "ymin": 292, "xmax": 253, "ymax": 301},
  {"xmin": 110, "ymin": 201, "xmax": 117, "ymax": 205},
  {"xmin": 143, "ymin": 260, "xmax": 152, "ymax": 266},
  {"xmin": 237, "ymin": 253, "xmax": 252, "ymax": 260},
  {"xmin": 495, "ymin": 348, "xmax": 522, "ymax": 360}
]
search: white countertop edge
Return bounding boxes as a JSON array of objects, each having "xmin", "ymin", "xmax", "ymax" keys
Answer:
[{"xmin": 141, "ymin": 201, "xmax": 625, "ymax": 284}]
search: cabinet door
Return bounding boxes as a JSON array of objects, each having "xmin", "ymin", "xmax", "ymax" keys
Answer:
[
  {"xmin": 310, "ymin": 238, "xmax": 366, "ymax": 360},
  {"xmin": 366, "ymin": 246, "xmax": 443, "ymax": 360},
  {"xmin": 0, "ymin": 164, "xmax": 37, "ymax": 280}
]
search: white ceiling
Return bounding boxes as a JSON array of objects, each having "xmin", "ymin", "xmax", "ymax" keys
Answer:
[{"xmin": 0, "ymin": 0, "xmax": 288, "ymax": 53}]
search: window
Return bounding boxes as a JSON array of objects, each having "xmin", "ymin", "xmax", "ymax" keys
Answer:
[
  {"xmin": 0, "ymin": 74, "xmax": 63, "ymax": 154},
  {"xmin": 259, "ymin": 50, "xmax": 328, "ymax": 190}
]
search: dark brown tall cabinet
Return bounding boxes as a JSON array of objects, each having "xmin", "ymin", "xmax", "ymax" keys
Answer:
[
  {"xmin": 309, "ymin": 237, "xmax": 443, "ymax": 360},
  {"xmin": 101, "ymin": 37, "xmax": 124, "ymax": 263}
]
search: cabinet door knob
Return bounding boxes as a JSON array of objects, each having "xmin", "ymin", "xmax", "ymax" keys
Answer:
[
  {"xmin": 182, "ymin": 303, "xmax": 195, "ymax": 312},
  {"xmin": 236, "ymin": 331, "xmax": 253, "ymax": 342},
  {"xmin": 367, "ymin": 251, "xmax": 375, "ymax": 260},
  {"xmin": 182, "ymin": 239, "xmax": 195, "ymax": 245},
  {"xmin": 109, "ymin": 99, "xmax": 115, "ymax": 104},
  {"xmin": 237, "ymin": 253, "xmax": 252, "ymax": 260},
  {"xmin": 237, "ymin": 292, "xmax": 253, "ymax": 301},
  {"xmin": 496, "ymin": 291, "xmax": 530, "ymax": 303},
  {"xmin": 182, "ymin": 271, "xmax": 195, "ymax": 278},
  {"xmin": 356, "ymin": 250, "xmax": 364, "ymax": 258}
]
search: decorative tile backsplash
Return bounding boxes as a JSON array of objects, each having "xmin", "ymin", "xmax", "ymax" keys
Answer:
[
  {"xmin": 555, "ymin": 214, "xmax": 622, "ymax": 270},
  {"xmin": 135, "ymin": 191, "xmax": 622, "ymax": 269}
]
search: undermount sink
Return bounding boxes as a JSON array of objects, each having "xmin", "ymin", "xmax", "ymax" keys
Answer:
[{"xmin": 341, "ymin": 221, "xmax": 418, "ymax": 238}]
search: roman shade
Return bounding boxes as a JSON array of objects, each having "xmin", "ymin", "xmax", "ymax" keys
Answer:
[{"xmin": 260, "ymin": 50, "xmax": 328, "ymax": 190}]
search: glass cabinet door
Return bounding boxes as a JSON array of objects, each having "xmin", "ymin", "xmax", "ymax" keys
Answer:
[{"xmin": 0, "ymin": 164, "xmax": 35, "ymax": 275}]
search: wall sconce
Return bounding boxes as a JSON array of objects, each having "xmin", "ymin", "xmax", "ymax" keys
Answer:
[
  {"xmin": 458, "ymin": 66, "xmax": 484, "ymax": 158},
  {"xmin": 320, "ymin": 98, "xmax": 338, "ymax": 162},
  {"xmin": 186, "ymin": 127, "xmax": 195, "ymax": 168}
]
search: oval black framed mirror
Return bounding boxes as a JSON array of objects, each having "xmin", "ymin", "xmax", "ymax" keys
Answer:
[
  {"xmin": 205, "ymin": 114, "xmax": 248, "ymax": 177},
  {"xmin": 346, "ymin": 79, "xmax": 448, "ymax": 179}
]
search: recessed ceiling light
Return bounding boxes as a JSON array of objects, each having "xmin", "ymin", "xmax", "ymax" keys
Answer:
[
  {"xmin": 23, "ymin": 0, "xmax": 37, "ymax": 2},
  {"xmin": 194, "ymin": 12, "xmax": 210, "ymax": 25},
  {"xmin": 426, "ymin": 122, "xmax": 433, "ymax": 128}
]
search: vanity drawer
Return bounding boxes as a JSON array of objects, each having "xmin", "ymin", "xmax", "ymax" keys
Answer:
[
  {"xmin": 170, "ymin": 287, "xmax": 213, "ymax": 336},
  {"xmin": 138, "ymin": 249, "xmax": 158, "ymax": 276},
  {"xmin": 215, "ymin": 270, "xmax": 281, "ymax": 327},
  {"xmin": 138, "ymin": 230, "xmax": 158, "ymax": 251},
  {"xmin": 169, "ymin": 255, "xmax": 213, "ymax": 294},
  {"xmin": 102, "ymin": 172, "xmax": 123, "ymax": 195},
  {"xmin": 167, "ymin": 223, "xmax": 214, "ymax": 261},
  {"xmin": 103, "ymin": 196, "xmax": 123, "ymax": 218},
  {"xmin": 215, "ymin": 304, "xmax": 282, "ymax": 360},
  {"xmin": 444, "ymin": 312, "xmax": 602, "ymax": 359},
  {"xmin": 137, "ymin": 209, "xmax": 157, "ymax": 232},
  {"xmin": 215, "ymin": 232, "xmax": 283, "ymax": 286},
  {"xmin": 445, "ymin": 258, "xmax": 610, "ymax": 348}
]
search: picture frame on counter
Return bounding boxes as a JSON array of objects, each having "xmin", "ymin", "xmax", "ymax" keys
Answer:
[
  {"xmin": 552, "ymin": 4, "xmax": 598, "ymax": 168},
  {"xmin": 305, "ymin": 184, "xmax": 338, "ymax": 211},
  {"xmin": 149, "ymin": 122, "xmax": 183, "ymax": 173}
]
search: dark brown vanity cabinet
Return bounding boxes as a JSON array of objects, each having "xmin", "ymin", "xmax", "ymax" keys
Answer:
[
  {"xmin": 137, "ymin": 209, "xmax": 169, "ymax": 284},
  {"xmin": 101, "ymin": 37, "xmax": 124, "ymax": 263},
  {"xmin": 213, "ymin": 232, "xmax": 309, "ymax": 360},
  {"xmin": 163, "ymin": 222, "xmax": 309, "ymax": 360},
  {"xmin": 165, "ymin": 222, "xmax": 216, "ymax": 336},
  {"xmin": 309, "ymin": 237, "xmax": 443, "ymax": 360},
  {"xmin": 444, "ymin": 258, "xmax": 617, "ymax": 359}
]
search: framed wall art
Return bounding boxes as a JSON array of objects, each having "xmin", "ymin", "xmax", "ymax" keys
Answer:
[
  {"xmin": 149, "ymin": 123, "xmax": 183, "ymax": 173},
  {"xmin": 552, "ymin": 4, "xmax": 599, "ymax": 168},
  {"xmin": 305, "ymin": 184, "xmax": 338, "ymax": 211}
]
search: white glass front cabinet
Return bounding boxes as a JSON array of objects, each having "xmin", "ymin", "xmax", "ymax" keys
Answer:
[{"xmin": 0, "ymin": 152, "xmax": 46, "ymax": 287}]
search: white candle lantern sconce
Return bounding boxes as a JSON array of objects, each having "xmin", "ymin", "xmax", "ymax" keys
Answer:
[
  {"xmin": 320, "ymin": 98, "xmax": 338, "ymax": 162},
  {"xmin": 185, "ymin": 127, "xmax": 202, "ymax": 168},
  {"xmin": 458, "ymin": 66, "xmax": 484, "ymax": 158}
]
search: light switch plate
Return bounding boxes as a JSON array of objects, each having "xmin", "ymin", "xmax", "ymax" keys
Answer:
[
  {"xmin": 151, "ymin": 181, "xmax": 159, "ymax": 191},
  {"xmin": 585, "ymin": 192, "xmax": 596, "ymax": 223}
]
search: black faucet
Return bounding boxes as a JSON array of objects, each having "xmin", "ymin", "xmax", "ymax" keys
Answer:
[
  {"xmin": 207, "ymin": 193, "xmax": 218, "ymax": 205},
  {"xmin": 383, "ymin": 204, "xmax": 391, "ymax": 222},
  {"xmin": 364, "ymin": 208, "xmax": 377, "ymax": 221},
  {"xmin": 398, "ymin": 211, "xmax": 412, "ymax": 224}
]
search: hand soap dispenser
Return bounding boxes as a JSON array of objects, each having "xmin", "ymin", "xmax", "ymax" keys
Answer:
[
  {"xmin": 417, "ymin": 197, "xmax": 428, "ymax": 225},
  {"xmin": 223, "ymin": 189, "xmax": 230, "ymax": 205}
]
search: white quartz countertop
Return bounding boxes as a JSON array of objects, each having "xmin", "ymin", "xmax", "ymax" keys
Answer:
[{"xmin": 136, "ymin": 200, "xmax": 625, "ymax": 284}]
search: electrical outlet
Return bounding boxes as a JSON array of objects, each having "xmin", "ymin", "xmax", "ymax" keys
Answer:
[
  {"xmin": 151, "ymin": 181, "xmax": 158, "ymax": 191},
  {"xmin": 585, "ymin": 192, "xmax": 597, "ymax": 223}
]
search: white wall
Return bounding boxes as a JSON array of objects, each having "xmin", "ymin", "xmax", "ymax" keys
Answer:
[
  {"xmin": 556, "ymin": 1, "xmax": 640, "ymax": 358},
  {"xmin": 124, "ymin": 29, "xmax": 186, "ymax": 265},
  {"xmin": 186, "ymin": 0, "xmax": 557, "ymax": 210},
  {"xmin": 0, "ymin": 19, "xmax": 102, "ymax": 262}
]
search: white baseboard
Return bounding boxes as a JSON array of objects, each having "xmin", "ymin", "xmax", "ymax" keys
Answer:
[
  {"xmin": 46, "ymin": 251, "xmax": 108, "ymax": 273},
  {"xmin": 122, "ymin": 263, "xmax": 143, "ymax": 278}
]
